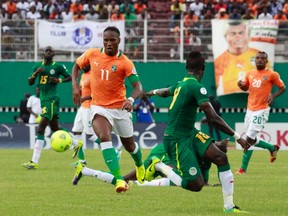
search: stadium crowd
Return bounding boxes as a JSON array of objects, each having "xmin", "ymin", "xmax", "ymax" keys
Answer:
[{"xmin": 1, "ymin": 0, "xmax": 288, "ymax": 60}]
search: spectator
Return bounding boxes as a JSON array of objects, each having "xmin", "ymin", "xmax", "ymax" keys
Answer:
[
  {"xmin": 229, "ymin": 8, "xmax": 241, "ymax": 19},
  {"xmin": 3, "ymin": 0, "xmax": 17, "ymax": 19},
  {"xmin": 183, "ymin": 10, "xmax": 199, "ymax": 29},
  {"xmin": 0, "ymin": 8, "xmax": 9, "ymax": 22},
  {"xmin": 29, "ymin": 0, "xmax": 43, "ymax": 13},
  {"xmin": 61, "ymin": 6, "xmax": 73, "ymax": 23},
  {"xmin": 133, "ymin": 94, "xmax": 155, "ymax": 123},
  {"xmin": 107, "ymin": 0, "xmax": 120, "ymax": 16},
  {"xmin": 283, "ymin": 0, "xmax": 288, "ymax": 17},
  {"xmin": 83, "ymin": 1, "xmax": 96, "ymax": 14},
  {"xmin": 258, "ymin": 6, "xmax": 273, "ymax": 19},
  {"xmin": 42, "ymin": 0, "xmax": 56, "ymax": 19},
  {"xmin": 111, "ymin": 9, "xmax": 125, "ymax": 21},
  {"xmin": 70, "ymin": 0, "xmax": 83, "ymax": 15},
  {"xmin": 189, "ymin": 0, "xmax": 204, "ymax": 17},
  {"xmin": 16, "ymin": 0, "xmax": 30, "ymax": 19},
  {"xmin": 73, "ymin": 10, "xmax": 86, "ymax": 22},
  {"xmin": 202, "ymin": 9, "xmax": 214, "ymax": 35},
  {"xmin": 214, "ymin": 0, "xmax": 228, "ymax": 14},
  {"xmin": 170, "ymin": 0, "xmax": 184, "ymax": 30},
  {"xmin": 14, "ymin": 92, "xmax": 31, "ymax": 124},
  {"xmin": 242, "ymin": 8, "xmax": 255, "ymax": 19},
  {"xmin": 188, "ymin": 31, "xmax": 202, "ymax": 46},
  {"xmin": 215, "ymin": 8, "xmax": 229, "ymax": 19},
  {"xmin": 16, "ymin": 48, "xmax": 28, "ymax": 60},
  {"xmin": 134, "ymin": 0, "xmax": 147, "ymax": 14},
  {"xmin": 49, "ymin": 7, "xmax": 62, "ymax": 21},
  {"xmin": 27, "ymin": 85, "xmax": 41, "ymax": 124},
  {"xmin": 86, "ymin": 8, "xmax": 99, "ymax": 21},
  {"xmin": 120, "ymin": 0, "xmax": 135, "ymax": 14},
  {"xmin": 26, "ymin": 5, "xmax": 42, "ymax": 27}
]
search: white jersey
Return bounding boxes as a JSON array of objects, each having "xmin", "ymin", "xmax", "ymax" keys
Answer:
[{"xmin": 27, "ymin": 95, "xmax": 41, "ymax": 124}]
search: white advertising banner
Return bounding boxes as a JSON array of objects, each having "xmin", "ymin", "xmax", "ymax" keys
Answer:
[
  {"xmin": 235, "ymin": 123, "xmax": 288, "ymax": 150},
  {"xmin": 38, "ymin": 20, "xmax": 125, "ymax": 52}
]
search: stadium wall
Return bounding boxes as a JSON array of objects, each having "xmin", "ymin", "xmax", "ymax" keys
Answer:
[{"xmin": 0, "ymin": 62, "xmax": 287, "ymax": 125}]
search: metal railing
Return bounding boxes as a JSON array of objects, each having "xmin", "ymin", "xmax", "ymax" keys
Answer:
[{"xmin": 1, "ymin": 19, "xmax": 288, "ymax": 62}]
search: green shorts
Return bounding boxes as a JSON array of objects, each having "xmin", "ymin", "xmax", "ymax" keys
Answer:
[
  {"xmin": 40, "ymin": 99, "xmax": 60, "ymax": 120},
  {"xmin": 144, "ymin": 143, "xmax": 171, "ymax": 169},
  {"xmin": 163, "ymin": 129, "xmax": 213, "ymax": 182}
]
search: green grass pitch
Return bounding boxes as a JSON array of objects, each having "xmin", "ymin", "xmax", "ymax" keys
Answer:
[{"xmin": 1, "ymin": 148, "xmax": 288, "ymax": 216}]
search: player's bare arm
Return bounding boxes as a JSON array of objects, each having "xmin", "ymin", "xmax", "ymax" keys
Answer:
[
  {"xmin": 200, "ymin": 101, "xmax": 250, "ymax": 151},
  {"xmin": 71, "ymin": 63, "xmax": 82, "ymax": 106},
  {"xmin": 237, "ymin": 80, "xmax": 249, "ymax": 91},
  {"xmin": 146, "ymin": 87, "xmax": 171, "ymax": 98},
  {"xmin": 28, "ymin": 68, "xmax": 44, "ymax": 85},
  {"xmin": 265, "ymin": 85, "xmax": 286, "ymax": 105},
  {"xmin": 122, "ymin": 81, "xmax": 143, "ymax": 112}
]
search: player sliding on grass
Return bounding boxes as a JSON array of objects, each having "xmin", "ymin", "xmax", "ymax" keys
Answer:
[
  {"xmin": 144, "ymin": 50, "xmax": 250, "ymax": 213},
  {"xmin": 72, "ymin": 139, "xmax": 228, "ymax": 187}
]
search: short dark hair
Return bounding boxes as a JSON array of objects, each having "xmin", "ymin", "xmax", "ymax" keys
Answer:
[
  {"xmin": 104, "ymin": 26, "xmax": 120, "ymax": 36},
  {"xmin": 186, "ymin": 50, "xmax": 205, "ymax": 72},
  {"xmin": 257, "ymin": 51, "xmax": 268, "ymax": 58}
]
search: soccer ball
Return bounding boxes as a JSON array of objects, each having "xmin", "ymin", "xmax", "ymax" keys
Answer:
[{"xmin": 50, "ymin": 130, "xmax": 72, "ymax": 152}]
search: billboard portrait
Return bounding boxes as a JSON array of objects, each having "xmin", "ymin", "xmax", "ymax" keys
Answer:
[{"xmin": 212, "ymin": 20, "xmax": 279, "ymax": 96}]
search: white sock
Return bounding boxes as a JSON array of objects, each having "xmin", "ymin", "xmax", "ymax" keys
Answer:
[
  {"xmin": 69, "ymin": 133, "xmax": 80, "ymax": 147},
  {"xmin": 155, "ymin": 162, "xmax": 182, "ymax": 186},
  {"xmin": 88, "ymin": 134, "xmax": 98, "ymax": 142},
  {"xmin": 134, "ymin": 178, "xmax": 171, "ymax": 186},
  {"xmin": 82, "ymin": 167, "xmax": 114, "ymax": 184},
  {"xmin": 219, "ymin": 169, "xmax": 234, "ymax": 210},
  {"xmin": 32, "ymin": 139, "xmax": 44, "ymax": 164}
]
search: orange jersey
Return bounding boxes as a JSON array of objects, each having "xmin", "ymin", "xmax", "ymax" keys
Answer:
[
  {"xmin": 80, "ymin": 71, "xmax": 91, "ymax": 108},
  {"xmin": 244, "ymin": 68, "xmax": 284, "ymax": 111},
  {"xmin": 76, "ymin": 48, "xmax": 137, "ymax": 108},
  {"xmin": 214, "ymin": 48, "xmax": 259, "ymax": 95}
]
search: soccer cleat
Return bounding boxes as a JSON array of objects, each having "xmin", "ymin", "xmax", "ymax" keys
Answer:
[
  {"xmin": 72, "ymin": 161, "xmax": 84, "ymax": 185},
  {"xmin": 22, "ymin": 161, "xmax": 39, "ymax": 169},
  {"xmin": 224, "ymin": 205, "xmax": 249, "ymax": 213},
  {"xmin": 235, "ymin": 168, "xmax": 246, "ymax": 175},
  {"xmin": 270, "ymin": 145, "xmax": 280, "ymax": 163},
  {"xmin": 72, "ymin": 140, "xmax": 83, "ymax": 158},
  {"xmin": 145, "ymin": 156, "xmax": 161, "ymax": 181},
  {"xmin": 115, "ymin": 179, "xmax": 129, "ymax": 193},
  {"xmin": 136, "ymin": 164, "xmax": 145, "ymax": 184}
]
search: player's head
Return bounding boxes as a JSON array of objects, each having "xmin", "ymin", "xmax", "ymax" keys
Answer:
[
  {"xmin": 43, "ymin": 46, "xmax": 55, "ymax": 61},
  {"xmin": 255, "ymin": 51, "xmax": 268, "ymax": 70},
  {"xmin": 186, "ymin": 50, "xmax": 205, "ymax": 79},
  {"xmin": 224, "ymin": 21, "xmax": 249, "ymax": 55},
  {"xmin": 103, "ymin": 26, "xmax": 121, "ymax": 56}
]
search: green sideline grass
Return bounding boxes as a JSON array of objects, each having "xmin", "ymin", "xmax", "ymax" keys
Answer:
[{"xmin": 1, "ymin": 148, "xmax": 287, "ymax": 216}]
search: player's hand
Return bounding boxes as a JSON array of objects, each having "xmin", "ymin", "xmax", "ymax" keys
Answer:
[
  {"xmin": 236, "ymin": 137, "xmax": 252, "ymax": 152},
  {"xmin": 237, "ymin": 80, "xmax": 244, "ymax": 88},
  {"xmin": 122, "ymin": 99, "xmax": 133, "ymax": 112},
  {"xmin": 35, "ymin": 68, "xmax": 44, "ymax": 75},
  {"xmin": 72, "ymin": 85, "xmax": 81, "ymax": 106},
  {"xmin": 215, "ymin": 138, "xmax": 229, "ymax": 153},
  {"xmin": 49, "ymin": 77, "xmax": 58, "ymax": 84}
]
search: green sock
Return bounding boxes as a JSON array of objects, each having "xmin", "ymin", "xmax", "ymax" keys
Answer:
[
  {"xmin": 241, "ymin": 150, "xmax": 253, "ymax": 171},
  {"xmin": 78, "ymin": 146, "xmax": 85, "ymax": 161},
  {"xmin": 130, "ymin": 142, "xmax": 143, "ymax": 167},
  {"xmin": 102, "ymin": 147, "xmax": 123, "ymax": 180},
  {"xmin": 255, "ymin": 140, "xmax": 274, "ymax": 151}
]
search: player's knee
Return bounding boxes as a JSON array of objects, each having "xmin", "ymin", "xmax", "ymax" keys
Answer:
[{"xmin": 185, "ymin": 181, "xmax": 204, "ymax": 192}]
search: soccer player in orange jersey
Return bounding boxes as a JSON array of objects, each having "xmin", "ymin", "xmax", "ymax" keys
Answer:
[
  {"xmin": 214, "ymin": 21, "xmax": 259, "ymax": 96},
  {"xmin": 236, "ymin": 51, "xmax": 286, "ymax": 175},
  {"xmin": 71, "ymin": 26, "xmax": 145, "ymax": 193}
]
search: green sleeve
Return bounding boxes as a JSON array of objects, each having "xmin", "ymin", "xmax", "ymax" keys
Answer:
[{"xmin": 127, "ymin": 74, "xmax": 140, "ymax": 84}]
